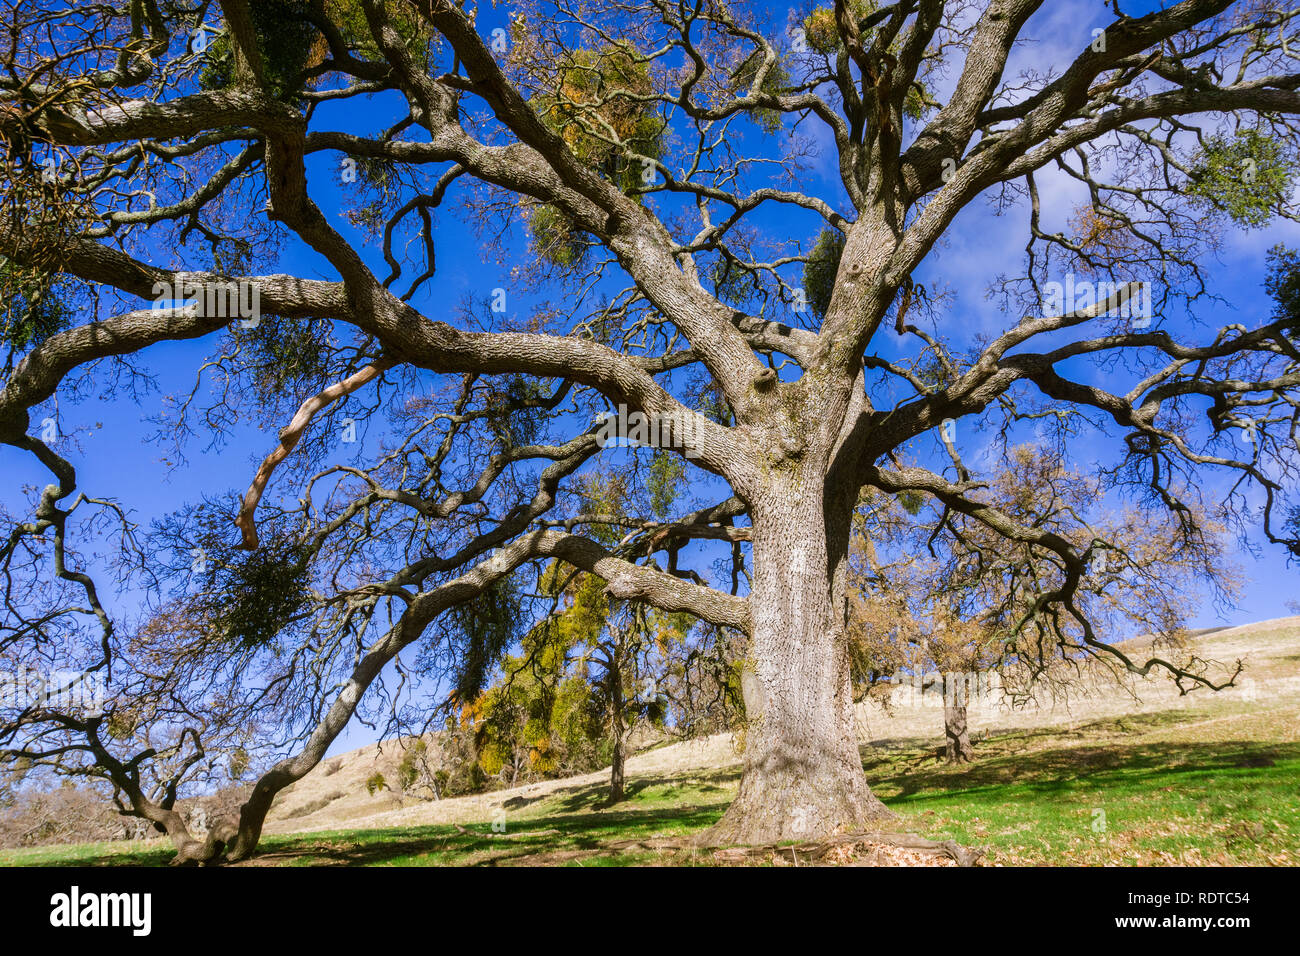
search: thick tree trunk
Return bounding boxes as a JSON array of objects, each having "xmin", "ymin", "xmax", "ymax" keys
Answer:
[
  {"xmin": 608, "ymin": 662, "xmax": 627, "ymax": 804},
  {"xmin": 705, "ymin": 481, "xmax": 892, "ymax": 845},
  {"xmin": 609, "ymin": 735, "xmax": 626, "ymax": 804},
  {"xmin": 222, "ymin": 778, "xmax": 280, "ymax": 861},
  {"xmin": 943, "ymin": 699, "xmax": 974, "ymax": 764}
]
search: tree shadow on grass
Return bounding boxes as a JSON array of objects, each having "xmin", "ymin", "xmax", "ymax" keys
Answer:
[
  {"xmin": 258, "ymin": 802, "xmax": 724, "ymax": 867},
  {"xmin": 860, "ymin": 711, "xmax": 1196, "ymax": 772},
  {"xmin": 5, "ymin": 843, "xmax": 177, "ymax": 868},
  {"xmin": 24, "ymin": 802, "xmax": 727, "ymax": 868},
  {"xmin": 552, "ymin": 768, "xmax": 738, "ymax": 814},
  {"xmin": 870, "ymin": 739, "xmax": 1300, "ymax": 803}
]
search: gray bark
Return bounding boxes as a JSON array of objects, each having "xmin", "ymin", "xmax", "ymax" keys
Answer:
[
  {"xmin": 705, "ymin": 473, "xmax": 892, "ymax": 845},
  {"xmin": 609, "ymin": 661, "xmax": 628, "ymax": 805},
  {"xmin": 609, "ymin": 736, "xmax": 627, "ymax": 805},
  {"xmin": 944, "ymin": 699, "xmax": 974, "ymax": 764}
]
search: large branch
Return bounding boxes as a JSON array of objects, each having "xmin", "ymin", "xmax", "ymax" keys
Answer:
[
  {"xmin": 234, "ymin": 357, "xmax": 396, "ymax": 549},
  {"xmin": 2, "ymin": 234, "xmax": 739, "ymax": 471},
  {"xmin": 381, "ymin": 0, "xmax": 767, "ymax": 416},
  {"xmin": 901, "ymin": 0, "xmax": 1044, "ymax": 197}
]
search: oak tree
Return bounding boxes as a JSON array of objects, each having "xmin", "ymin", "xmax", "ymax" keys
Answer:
[
  {"xmin": 2, "ymin": 0, "xmax": 1300, "ymax": 859},
  {"xmin": 848, "ymin": 445, "xmax": 1240, "ymax": 764}
]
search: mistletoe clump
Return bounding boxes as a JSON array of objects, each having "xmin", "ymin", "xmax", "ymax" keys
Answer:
[{"xmin": 1187, "ymin": 128, "xmax": 1297, "ymax": 227}]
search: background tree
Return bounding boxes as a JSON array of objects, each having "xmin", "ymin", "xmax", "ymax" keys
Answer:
[
  {"xmin": 852, "ymin": 589, "xmax": 1001, "ymax": 764},
  {"xmin": 471, "ymin": 475, "xmax": 679, "ymax": 803},
  {"xmin": 849, "ymin": 445, "xmax": 1241, "ymax": 763},
  {"xmin": 1, "ymin": 0, "xmax": 1298, "ymax": 859}
]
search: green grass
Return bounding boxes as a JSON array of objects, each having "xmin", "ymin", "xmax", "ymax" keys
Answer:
[
  {"xmin": 0, "ymin": 773, "xmax": 738, "ymax": 868},
  {"xmin": 864, "ymin": 716, "xmax": 1300, "ymax": 866},
  {"xmin": 3, "ymin": 705, "xmax": 1297, "ymax": 866}
]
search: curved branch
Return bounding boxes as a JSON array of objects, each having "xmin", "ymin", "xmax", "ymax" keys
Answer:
[{"xmin": 235, "ymin": 356, "xmax": 395, "ymax": 549}]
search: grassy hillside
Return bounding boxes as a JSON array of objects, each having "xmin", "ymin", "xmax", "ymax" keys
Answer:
[{"xmin": 4, "ymin": 617, "xmax": 1298, "ymax": 867}]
